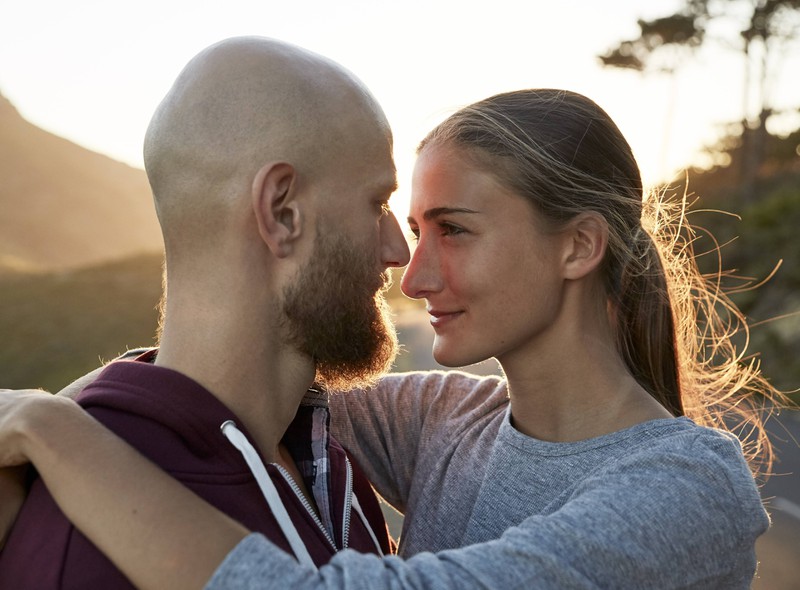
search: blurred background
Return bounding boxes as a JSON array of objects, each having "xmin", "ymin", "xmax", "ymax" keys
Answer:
[{"xmin": 1, "ymin": 0, "xmax": 798, "ymax": 587}]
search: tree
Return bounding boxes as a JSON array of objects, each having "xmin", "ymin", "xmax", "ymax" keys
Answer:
[{"xmin": 599, "ymin": 0, "xmax": 800, "ymax": 203}]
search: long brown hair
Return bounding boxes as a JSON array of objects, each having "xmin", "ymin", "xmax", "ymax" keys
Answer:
[{"xmin": 419, "ymin": 89, "xmax": 784, "ymax": 476}]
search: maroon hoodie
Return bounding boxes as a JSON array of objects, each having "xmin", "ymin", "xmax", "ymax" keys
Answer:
[{"xmin": 0, "ymin": 355, "xmax": 391, "ymax": 589}]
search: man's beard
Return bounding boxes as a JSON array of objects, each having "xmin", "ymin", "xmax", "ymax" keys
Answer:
[{"xmin": 281, "ymin": 228, "xmax": 398, "ymax": 391}]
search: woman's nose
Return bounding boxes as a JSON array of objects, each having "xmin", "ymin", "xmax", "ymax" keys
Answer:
[{"xmin": 400, "ymin": 235, "xmax": 441, "ymax": 299}]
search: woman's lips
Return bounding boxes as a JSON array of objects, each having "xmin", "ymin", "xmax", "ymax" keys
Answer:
[{"xmin": 427, "ymin": 309, "xmax": 464, "ymax": 327}]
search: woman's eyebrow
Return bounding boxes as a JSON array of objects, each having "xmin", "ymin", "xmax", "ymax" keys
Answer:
[{"xmin": 421, "ymin": 207, "xmax": 480, "ymax": 221}]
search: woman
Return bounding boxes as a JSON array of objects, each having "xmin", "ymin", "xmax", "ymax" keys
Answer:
[{"xmin": 0, "ymin": 89, "xmax": 780, "ymax": 588}]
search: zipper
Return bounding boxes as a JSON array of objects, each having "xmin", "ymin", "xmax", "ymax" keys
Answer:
[
  {"xmin": 222, "ymin": 419, "xmax": 361, "ymax": 557},
  {"xmin": 273, "ymin": 463, "xmax": 338, "ymax": 552},
  {"xmin": 342, "ymin": 457, "xmax": 353, "ymax": 549},
  {"xmin": 220, "ymin": 420, "xmax": 317, "ymax": 569}
]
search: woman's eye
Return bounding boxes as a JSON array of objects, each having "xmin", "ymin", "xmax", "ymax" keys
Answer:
[
  {"xmin": 440, "ymin": 222, "xmax": 465, "ymax": 236},
  {"xmin": 408, "ymin": 223, "xmax": 465, "ymax": 243}
]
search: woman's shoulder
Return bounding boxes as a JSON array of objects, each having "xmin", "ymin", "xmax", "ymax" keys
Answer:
[
  {"xmin": 608, "ymin": 418, "xmax": 755, "ymax": 480},
  {"xmin": 598, "ymin": 418, "xmax": 767, "ymax": 532},
  {"xmin": 631, "ymin": 418, "xmax": 752, "ymax": 467}
]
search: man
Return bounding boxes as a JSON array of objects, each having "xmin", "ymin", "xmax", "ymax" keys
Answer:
[{"xmin": 0, "ymin": 36, "xmax": 409, "ymax": 587}]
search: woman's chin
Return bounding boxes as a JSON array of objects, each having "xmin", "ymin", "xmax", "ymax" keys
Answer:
[{"xmin": 432, "ymin": 343, "xmax": 489, "ymax": 369}]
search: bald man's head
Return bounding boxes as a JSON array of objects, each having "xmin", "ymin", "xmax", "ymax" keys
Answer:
[
  {"xmin": 144, "ymin": 36, "xmax": 392, "ymax": 252},
  {"xmin": 147, "ymin": 38, "xmax": 403, "ymax": 380}
]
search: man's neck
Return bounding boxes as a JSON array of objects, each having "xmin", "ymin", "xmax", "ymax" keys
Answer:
[{"xmin": 155, "ymin": 306, "xmax": 315, "ymax": 463}]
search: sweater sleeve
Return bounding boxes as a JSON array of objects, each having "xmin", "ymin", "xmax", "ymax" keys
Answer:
[
  {"xmin": 328, "ymin": 371, "xmax": 505, "ymax": 513},
  {"xmin": 205, "ymin": 431, "xmax": 768, "ymax": 590}
]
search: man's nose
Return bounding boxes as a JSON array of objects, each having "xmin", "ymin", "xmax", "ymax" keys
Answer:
[{"xmin": 381, "ymin": 211, "xmax": 411, "ymax": 269}]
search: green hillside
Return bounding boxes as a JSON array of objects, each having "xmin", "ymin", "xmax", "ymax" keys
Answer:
[{"xmin": 0, "ymin": 253, "xmax": 164, "ymax": 392}]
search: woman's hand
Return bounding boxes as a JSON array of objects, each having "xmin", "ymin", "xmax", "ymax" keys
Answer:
[
  {"xmin": 0, "ymin": 387, "xmax": 246, "ymax": 590},
  {"xmin": 0, "ymin": 389, "xmax": 73, "ymax": 466},
  {"xmin": 0, "ymin": 388, "xmax": 72, "ymax": 549}
]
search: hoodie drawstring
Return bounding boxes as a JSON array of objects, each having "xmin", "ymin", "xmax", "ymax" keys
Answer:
[
  {"xmin": 351, "ymin": 488, "xmax": 384, "ymax": 556},
  {"xmin": 220, "ymin": 420, "xmax": 318, "ymax": 570}
]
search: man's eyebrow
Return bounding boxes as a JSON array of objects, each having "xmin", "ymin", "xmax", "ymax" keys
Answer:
[
  {"xmin": 419, "ymin": 207, "xmax": 480, "ymax": 221},
  {"xmin": 382, "ymin": 179, "xmax": 399, "ymax": 197}
]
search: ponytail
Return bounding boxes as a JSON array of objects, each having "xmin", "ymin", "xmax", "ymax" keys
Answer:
[{"xmin": 610, "ymin": 226, "xmax": 683, "ymax": 417}]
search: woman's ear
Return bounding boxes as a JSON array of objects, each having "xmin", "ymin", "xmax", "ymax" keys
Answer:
[
  {"xmin": 562, "ymin": 212, "xmax": 608, "ymax": 280},
  {"xmin": 252, "ymin": 162, "xmax": 302, "ymax": 258}
]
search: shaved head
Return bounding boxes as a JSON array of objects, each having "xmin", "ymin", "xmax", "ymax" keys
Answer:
[
  {"xmin": 144, "ymin": 36, "xmax": 391, "ymax": 251},
  {"xmin": 148, "ymin": 37, "xmax": 401, "ymax": 382}
]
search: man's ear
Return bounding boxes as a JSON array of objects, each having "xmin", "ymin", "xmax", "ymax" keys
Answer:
[
  {"xmin": 562, "ymin": 212, "xmax": 608, "ymax": 280},
  {"xmin": 252, "ymin": 162, "xmax": 302, "ymax": 258}
]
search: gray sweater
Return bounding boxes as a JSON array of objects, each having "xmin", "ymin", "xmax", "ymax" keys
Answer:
[{"xmin": 206, "ymin": 371, "xmax": 769, "ymax": 589}]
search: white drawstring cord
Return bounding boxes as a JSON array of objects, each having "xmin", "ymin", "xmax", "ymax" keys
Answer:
[
  {"xmin": 220, "ymin": 420, "xmax": 318, "ymax": 570},
  {"xmin": 351, "ymin": 491, "xmax": 385, "ymax": 556}
]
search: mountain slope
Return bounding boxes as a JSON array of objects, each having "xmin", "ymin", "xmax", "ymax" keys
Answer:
[{"xmin": 0, "ymin": 93, "xmax": 162, "ymax": 271}]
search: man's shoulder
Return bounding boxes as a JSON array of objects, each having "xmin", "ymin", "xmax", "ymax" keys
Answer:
[
  {"xmin": 77, "ymin": 359, "xmax": 234, "ymax": 430},
  {"xmin": 74, "ymin": 360, "xmax": 248, "ymax": 479}
]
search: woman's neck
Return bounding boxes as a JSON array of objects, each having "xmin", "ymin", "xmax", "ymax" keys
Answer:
[{"xmin": 499, "ymin": 321, "xmax": 673, "ymax": 443}]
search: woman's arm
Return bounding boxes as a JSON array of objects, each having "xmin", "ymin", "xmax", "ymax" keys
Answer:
[
  {"xmin": 1, "ymin": 391, "xmax": 764, "ymax": 590},
  {"xmin": 207, "ymin": 434, "xmax": 767, "ymax": 590},
  {"xmin": 56, "ymin": 365, "xmax": 107, "ymax": 399},
  {"xmin": 0, "ymin": 364, "xmax": 113, "ymax": 544},
  {"xmin": 329, "ymin": 370, "xmax": 505, "ymax": 512},
  {"xmin": 0, "ymin": 390, "xmax": 248, "ymax": 590}
]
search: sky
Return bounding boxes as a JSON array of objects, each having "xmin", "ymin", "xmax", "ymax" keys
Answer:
[{"xmin": 2, "ymin": 0, "xmax": 799, "ymax": 218}]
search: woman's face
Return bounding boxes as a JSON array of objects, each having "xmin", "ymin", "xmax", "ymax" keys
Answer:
[{"xmin": 401, "ymin": 144, "xmax": 570, "ymax": 368}]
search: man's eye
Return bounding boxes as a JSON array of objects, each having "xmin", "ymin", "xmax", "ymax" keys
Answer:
[{"xmin": 408, "ymin": 227, "xmax": 420, "ymax": 242}]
